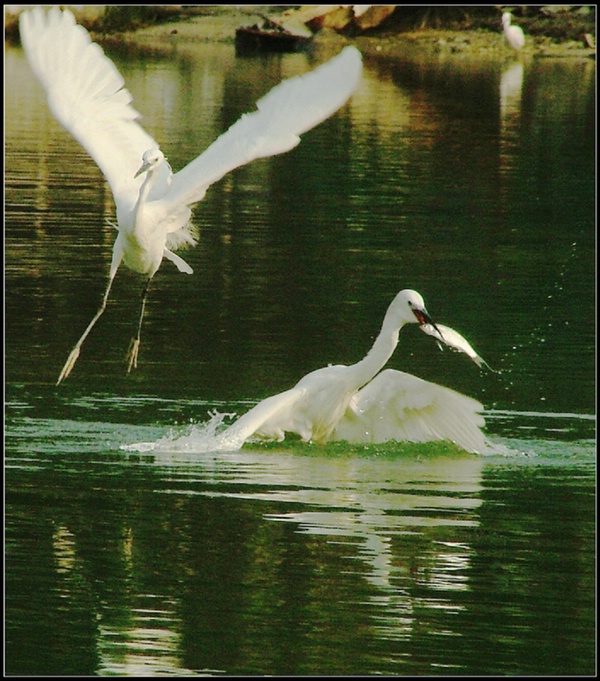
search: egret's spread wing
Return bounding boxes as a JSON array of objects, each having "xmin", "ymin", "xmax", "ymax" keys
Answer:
[
  {"xmin": 220, "ymin": 387, "xmax": 306, "ymax": 448},
  {"xmin": 19, "ymin": 7, "xmax": 157, "ymax": 212},
  {"xmin": 163, "ymin": 46, "xmax": 363, "ymax": 211},
  {"xmin": 333, "ymin": 369, "xmax": 488, "ymax": 453}
]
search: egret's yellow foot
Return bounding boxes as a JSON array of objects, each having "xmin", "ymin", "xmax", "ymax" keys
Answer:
[
  {"xmin": 127, "ymin": 338, "xmax": 140, "ymax": 373},
  {"xmin": 56, "ymin": 346, "xmax": 81, "ymax": 385}
]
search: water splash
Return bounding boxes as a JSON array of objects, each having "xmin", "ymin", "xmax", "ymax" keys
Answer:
[{"xmin": 121, "ymin": 410, "xmax": 245, "ymax": 453}]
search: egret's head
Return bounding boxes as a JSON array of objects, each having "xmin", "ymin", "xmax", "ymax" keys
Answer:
[
  {"xmin": 502, "ymin": 12, "xmax": 512, "ymax": 28},
  {"xmin": 394, "ymin": 289, "xmax": 442, "ymax": 335},
  {"xmin": 134, "ymin": 148, "xmax": 165, "ymax": 178}
]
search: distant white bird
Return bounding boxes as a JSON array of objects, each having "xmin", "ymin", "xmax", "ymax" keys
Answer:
[
  {"xmin": 502, "ymin": 11, "xmax": 525, "ymax": 51},
  {"xmin": 19, "ymin": 7, "xmax": 363, "ymax": 384},
  {"xmin": 420, "ymin": 323, "xmax": 496, "ymax": 372},
  {"xmin": 220, "ymin": 290, "xmax": 489, "ymax": 453}
]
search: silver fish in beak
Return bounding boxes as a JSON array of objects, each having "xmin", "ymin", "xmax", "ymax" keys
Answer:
[{"xmin": 421, "ymin": 323, "xmax": 496, "ymax": 372}]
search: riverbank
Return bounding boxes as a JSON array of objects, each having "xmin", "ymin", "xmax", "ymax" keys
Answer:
[
  {"xmin": 103, "ymin": 6, "xmax": 598, "ymax": 61},
  {"xmin": 5, "ymin": 5, "xmax": 596, "ymax": 61}
]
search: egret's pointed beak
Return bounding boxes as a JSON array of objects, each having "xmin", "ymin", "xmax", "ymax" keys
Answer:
[
  {"xmin": 413, "ymin": 307, "xmax": 444, "ymax": 339},
  {"xmin": 134, "ymin": 161, "xmax": 149, "ymax": 179}
]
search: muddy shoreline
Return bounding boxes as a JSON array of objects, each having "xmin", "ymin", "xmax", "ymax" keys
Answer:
[
  {"xmin": 112, "ymin": 8, "xmax": 596, "ymax": 61},
  {"xmin": 6, "ymin": 6, "xmax": 596, "ymax": 61}
]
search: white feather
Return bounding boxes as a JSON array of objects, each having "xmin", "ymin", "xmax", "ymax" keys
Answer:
[
  {"xmin": 333, "ymin": 369, "xmax": 487, "ymax": 453},
  {"xmin": 160, "ymin": 45, "xmax": 363, "ymax": 214}
]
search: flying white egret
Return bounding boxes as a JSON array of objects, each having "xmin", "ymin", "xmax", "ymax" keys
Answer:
[
  {"xmin": 502, "ymin": 11, "xmax": 525, "ymax": 51},
  {"xmin": 220, "ymin": 290, "xmax": 490, "ymax": 453},
  {"xmin": 19, "ymin": 8, "xmax": 363, "ymax": 384}
]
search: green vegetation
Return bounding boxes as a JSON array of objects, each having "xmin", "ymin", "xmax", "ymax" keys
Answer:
[
  {"xmin": 245, "ymin": 437, "xmax": 478, "ymax": 460},
  {"xmin": 94, "ymin": 5, "xmax": 183, "ymax": 33}
]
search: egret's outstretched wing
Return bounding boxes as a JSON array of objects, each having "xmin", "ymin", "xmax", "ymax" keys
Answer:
[
  {"xmin": 219, "ymin": 387, "xmax": 306, "ymax": 449},
  {"xmin": 162, "ymin": 46, "xmax": 363, "ymax": 211},
  {"xmin": 333, "ymin": 369, "xmax": 488, "ymax": 453},
  {"xmin": 19, "ymin": 7, "xmax": 157, "ymax": 212}
]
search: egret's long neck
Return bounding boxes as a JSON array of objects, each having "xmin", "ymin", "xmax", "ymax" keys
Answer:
[
  {"xmin": 351, "ymin": 307, "xmax": 407, "ymax": 388},
  {"xmin": 133, "ymin": 168, "xmax": 157, "ymax": 241},
  {"xmin": 134, "ymin": 169, "xmax": 158, "ymax": 221}
]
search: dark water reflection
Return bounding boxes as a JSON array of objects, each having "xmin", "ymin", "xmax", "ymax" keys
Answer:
[
  {"xmin": 5, "ymin": 36, "xmax": 595, "ymax": 676},
  {"xmin": 5, "ymin": 406, "xmax": 595, "ymax": 676}
]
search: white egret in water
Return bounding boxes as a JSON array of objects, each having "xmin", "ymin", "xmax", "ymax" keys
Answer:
[
  {"xmin": 502, "ymin": 11, "xmax": 525, "ymax": 51},
  {"xmin": 221, "ymin": 290, "xmax": 489, "ymax": 453},
  {"xmin": 19, "ymin": 8, "xmax": 362, "ymax": 384}
]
